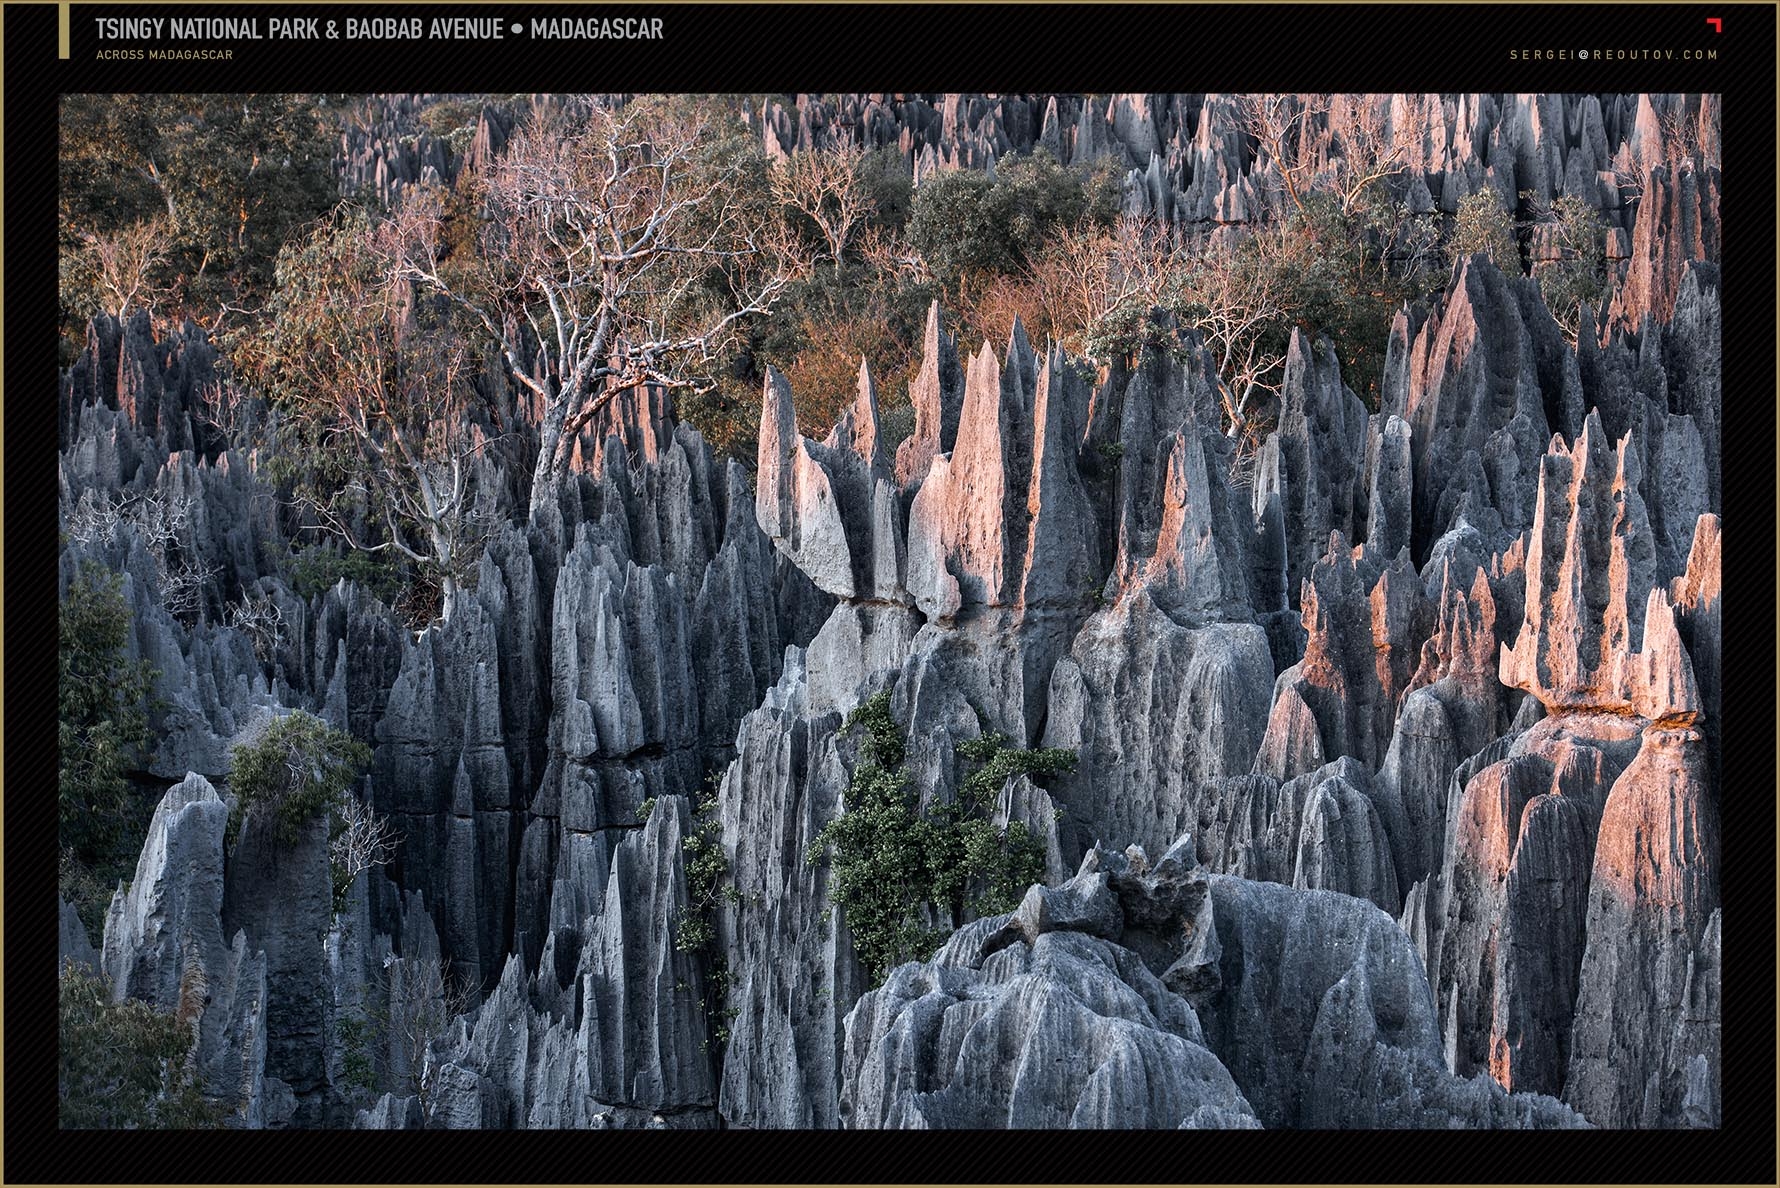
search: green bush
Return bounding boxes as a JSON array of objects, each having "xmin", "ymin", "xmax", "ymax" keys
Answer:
[
  {"xmin": 335, "ymin": 1013, "xmax": 378, "ymax": 1103},
  {"xmin": 808, "ymin": 693, "xmax": 1070, "ymax": 982},
  {"xmin": 58, "ymin": 94, "xmax": 341, "ymax": 337},
  {"xmin": 60, "ymin": 564, "xmax": 156, "ymax": 866},
  {"xmin": 284, "ymin": 542, "xmax": 404, "ymax": 604},
  {"xmin": 1451, "ymin": 190, "xmax": 1521, "ymax": 274},
  {"xmin": 228, "ymin": 711, "xmax": 371, "ymax": 847},
  {"xmin": 672, "ymin": 774, "xmax": 741, "ymax": 1051},
  {"xmin": 908, "ymin": 151, "xmax": 1118, "ymax": 297},
  {"xmin": 1532, "ymin": 194, "xmax": 1608, "ymax": 342},
  {"xmin": 59, "ymin": 963, "xmax": 221, "ymax": 1129}
]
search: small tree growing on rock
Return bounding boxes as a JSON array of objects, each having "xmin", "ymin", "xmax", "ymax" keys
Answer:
[
  {"xmin": 228, "ymin": 711, "xmax": 372, "ymax": 847},
  {"xmin": 58, "ymin": 961, "xmax": 220, "ymax": 1129},
  {"xmin": 329, "ymin": 793, "xmax": 399, "ymax": 911},
  {"xmin": 380, "ymin": 953, "xmax": 475, "ymax": 1117},
  {"xmin": 809, "ymin": 693, "xmax": 1069, "ymax": 983}
]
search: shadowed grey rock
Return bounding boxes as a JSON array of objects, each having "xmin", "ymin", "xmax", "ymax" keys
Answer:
[
  {"xmin": 842, "ymin": 929, "xmax": 1257, "ymax": 1128},
  {"xmin": 1200, "ymin": 876, "xmax": 1584, "ymax": 1128},
  {"xmin": 60, "ymin": 897, "xmax": 99, "ymax": 974},
  {"xmin": 98, "ymin": 774, "xmax": 272, "ymax": 1126}
]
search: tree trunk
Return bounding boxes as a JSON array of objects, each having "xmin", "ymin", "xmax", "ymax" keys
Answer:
[{"xmin": 528, "ymin": 391, "xmax": 570, "ymax": 515}]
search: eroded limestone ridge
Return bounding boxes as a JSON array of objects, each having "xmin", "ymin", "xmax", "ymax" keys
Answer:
[{"xmin": 66, "ymin": 118, "xmax": 1721, "ymax": 1127}]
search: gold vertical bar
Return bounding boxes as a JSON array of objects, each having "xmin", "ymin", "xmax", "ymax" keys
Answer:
[{"xmin": 59, "ymin": 1, "xmax": 71, "ymax": 58}]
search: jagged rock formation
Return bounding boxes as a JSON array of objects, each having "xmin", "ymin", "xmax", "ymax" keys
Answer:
[
  {"xmin": 749, "ymin": 94, "xmax": 1718, "ymax": 259},
  {"xmin": 70, "ymin": 92, "xmax": 1720, "ymax": 1131},
  {"xmin": 841, "ymin": 839, "xmax": 1582, "ymax": 1129},
  {"xmin": 1202, "ymin": 874, "xmax": 1582, "ymax": 1128},
  {"xmin": 97, "ymin": 775, "xmax": 273, "ymax": 1126},
  {"xmin": 840, "ymin": 843, "xmax": 1258, "ymax": 1129}
]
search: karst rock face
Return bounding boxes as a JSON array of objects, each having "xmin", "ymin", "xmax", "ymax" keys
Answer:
[{"xmin": 70, "ymin": 92, "xmax": 1719, "ymax": 1130}]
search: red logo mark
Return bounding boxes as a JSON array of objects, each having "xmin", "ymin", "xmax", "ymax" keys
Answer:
[{"xmin": 1706, "ymin": 17, "xmax": 1722, "ymax": 32}]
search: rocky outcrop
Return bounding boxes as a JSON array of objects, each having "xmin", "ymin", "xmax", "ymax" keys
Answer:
[
  {"xmin": 843, "ymin": 921, "xmax": 1253, "ymax": 1127},
  {"xmin": 842, "ymin": 836, "xmax": 1582, "ymax": 1130},
  {"xmin": 1201, "ymin": 874, "xmax": 1584, "ymax": 1128},
  {"xmin": 422, "ymin": 795, "xmax": 719, "ymax": 1128},
  {"xmin": 1253, "ymin": 332, "xmax": 1369, "ymax": 605},
  {"xmin": 1563, "ymin": 725, "xmax": 1719, "ymax": 1127},
  {"xmin": 749, "ymin": 94, "xmax": 1679, "ymax": 253},
  {"xmin": 716, "ymin": 651, "xmax": 863, "ymax": 1129},
  {"xmin": 1608, "ymin": 155, "xmax": 1720, "ymax": 332},
  {"xmin": 65, "ymin": 93, "xmax": 1722, "ymax": 1129},
  {"xmin": 1498, "ymin": 410, "xmax": 1697, "ymax": 722},
  {"xmin": 1258, "ymin": 539, "xmax": 1430, "ymax": 776},
  {"xmin": 99, "ymin": 775, "xmax": 273, "ymax": 1126},
  {"xmin": 59, "ymin": 898, "xmax": 100, "ymax": 974},
  {"xmin": 1396, "ymin": 255, "xmax": 1552, "ymax": 558},
  {"xmin": 101, "ymin": 774, "xmax": 232, "ymax": 1008},
  {"xmin": 222, "ymin": 777, "xmax": 337, "ymax": 1126},
  {"xmin": 893, "ymin": 302, "xmax": 965, "ymax": 487}
]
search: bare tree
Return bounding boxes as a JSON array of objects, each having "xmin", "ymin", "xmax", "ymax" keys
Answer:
[
  {"xmin": 330, "ymin": 795, "xmax": 398, "ymax": 887},
  {"xmin": 245, "ymin": 207, "xmax": 496, "ymax": 620},
  {"xmin": 193, "ymin": 378, "xmax": 261, "ymax": 447},
  {"xmin": 1030, "ymin": 216, "xmax": 1287, "ymax": 464},
  {"xmin": 391, "ymin": 99, "xmax": 814, "ymax": 507},
  {"xmin": 1323, "ymin": 94, "xmax": 1415, "ymax": 217},
  {"xmin": 80, "ymin": 217, "xmax": 173, "ymax": 319},
  {"xmin": 1236, "ymin": 93, "xmax": 1417, "ymax": 221},
  {"xmin": 770, "ymin": 141, "xmax": 877, "ymax": 265},
  {"xmin": 857, "ymin": 222, "xmax": 931, "ymax": 287},
  {"xmin": 64, "ymin": 489, "xmax": 217, "ymax": 622},
  {"xmin": 380, "ymin": 953, "xmax": 474, "ymax": 1118},
  {"xmin": 223, "ymin": 593, "xmax": 287, "ymax": 661},
  {"xmin": 1191, "ymin": 226, "xmax": 1292, "ymax": 447},
  {"xmin": 1235, "ymin": 94, "xmax": 1324, "ymax": 218},
  {"xmin": 1030, "ymin": 219, "xmax": 1136, "ymax": 352}
]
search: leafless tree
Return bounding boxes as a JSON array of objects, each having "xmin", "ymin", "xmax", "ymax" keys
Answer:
[
  {"xmin": 1030, "ymin": 217, "xmax": 1286, "ymax": 462},
  {"xmin": 771, "ymin": 141, "xmax": 877, "ymax": 265},
  {"xmin": 64, "ymin": 489, "xmax": 216, "ymax": 622},
  {"xmin": 193, "ymin": 378, "xmax": 260, "ymax": 447},
  {"xmin": 330, "ymin": 795, "xmax": 398, "ymax": 887},
  {"xmin": 1236, "ymin": 93, "xmax": 1416, "ymax": 220},
  {"xmin": 1194, "ymin": 227, "xmax": 1292, "ymax": 446},
  {"xmin": 80, "ymin": 217, "xmax": 173, "ymax": 319},
  {"xmin": 1323, "ymin": 94, "xmax": 1415, "ymax": 217},
  {"xmin": 857, "ymin": 223, "xmax": 931, "ymax": 287},
  {"xmin": 254, "ymin": 207, "xmax": 497, "ymax": 620},
  {"xmin": 391, "ymin": 99, "xmax": 815, "ymax": 507},
  {"xmin": 380, "ymin": 953, "xmax": 475, "ymax": 1117},
  {"xmin": 1235, "ymin": 94, "xmax": 1323, "ymax": 217},
  {"xmin": 223, "ymin": 593, "xmax": 287, "ymax": 661},
  {"xmin": 1030, "ymin": 218, "xmax": 1163, "ymax": 352}
]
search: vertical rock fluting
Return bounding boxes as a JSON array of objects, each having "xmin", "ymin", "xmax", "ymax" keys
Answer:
[
  {"xmin": 1406, "ymin": 396, "xmax": 1716, "ymax": 1119},
  {"xmin": 1043, "ymin": 331, "xmax": 1273, "ymax": 861},
  {"xmin": 1252, "ymin": 331, "xmax": 1369, "ymax": 607},
  {"xmin": 1400, "ymin": 255, "xmax": 1553, "ymax": 560},
  {"xmin": 893, "ymin": 301, "xmax": 966, "ymax": 487},
  {"xmin": 1563, "ymin": 725, "xmax": 1719, "ymax": 1127},
  {"xmin": 716, "ymin": 654, "xmax": 863, "ymax": 1129},
  {"xmin": 1201, "ymin": 875, "xmax": 1583, "ymax": 1129},
  {"xmin": 66, "ymin": 89, "xmax": 1723, "ymax": 1127},
  {"xmin": 221, "ymin": 794, "xmax": 336, "ymax": 1126},
  {"xmin": 423, "ymin": 795, "xmax": 720, "ymax": 1127},
  {"xmin": 99, "ymin": 775, "xmax": 272, "ymax": 1126}
]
